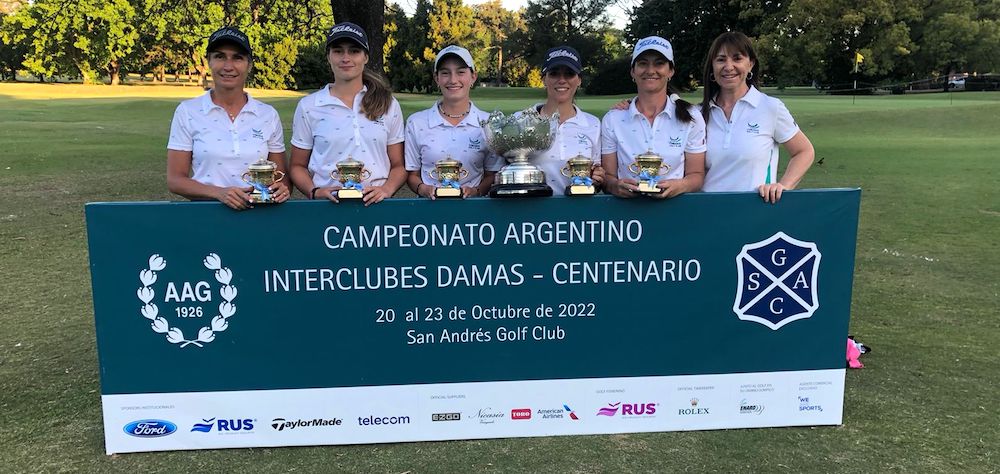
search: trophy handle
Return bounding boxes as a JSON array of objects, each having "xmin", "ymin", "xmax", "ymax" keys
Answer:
[
  {"xmin": 459, "ymin": 169, "xmax": 469, "ymax": 179},
  {"xmin": 660, "ymin": 164, "xmax": 671, "ymax": 173},
  {"xmin": 361, "ymin": 169, "xmax": 371, "ymax": 180},
  {"xmin": 329, "ymin": 170, "xmax": 340, "ymax": 180},
  {"xmin": 428, "ymin": 168, "xmax": 439, "ymax": 180},
  {"xmin": 627, "ymin": 162, "xmax": 640, "ymax": 175},
  {"xmin": 272, "ymin": 170, "xmax": 285, "ymax": 183},
  {"xmin": 241, "ymin": 172, "xmax": 253, "ymax": 184},
  {"xmin": 560, "ymin": 165, "xmax": 572, "ymax": 178}
]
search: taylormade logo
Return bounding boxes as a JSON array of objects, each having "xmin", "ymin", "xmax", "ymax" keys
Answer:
[
  {"xmin": 270, "ymin": 417, "xmax": 342, "ymax": 431},
  {"xmin": 548, "ymin": 49, "xmax": 579, "ymax": 62}
]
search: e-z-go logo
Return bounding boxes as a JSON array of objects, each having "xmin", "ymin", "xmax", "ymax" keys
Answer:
[
  {"xmin": 136, "ymin": 253, "xmax": 238, "ymax": 347},
  {"xmin": 734, "ymin": 232, "xmax": 820, "ymax": 330}
]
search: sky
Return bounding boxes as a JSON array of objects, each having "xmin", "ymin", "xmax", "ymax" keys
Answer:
[{"xmin": 394, "ymin": 0, "xmax": 633, "ymax": 29}]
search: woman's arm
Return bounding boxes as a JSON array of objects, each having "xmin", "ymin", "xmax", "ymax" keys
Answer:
[
  {"xmin": 363, "ymin": 142, "xmax": 406, "ymax": 206},
  {"xmin": 602, "ymin": 152, "xmax": 637, "ymax": 198},
  {"xmin": 653, "ymin": 151, "xmax": 705, "ymax": 199},
  {"xmin": 759, "ymin": 131, "xmax": 815, "ymax": 203},
  {"xmin": 167, "ymin": 149, "xmax": 251, "ymax": 210}
]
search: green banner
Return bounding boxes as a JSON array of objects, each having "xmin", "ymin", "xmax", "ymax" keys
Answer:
[{"xmin": 87, "ymin": 190, "xmax": 860, "ymax": 396}]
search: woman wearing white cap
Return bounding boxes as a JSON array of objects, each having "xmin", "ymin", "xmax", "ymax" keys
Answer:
[
  {"xmin": 404, "ymin": 45, "xmax": 502, "ymax": 199},
  {"xmin": 167, "ymin": 26, "xmax": 290, "ymax": 210},
  {"xmin": 601, "ymin": 36, "xmax": 706, "ymax": 199},
  {"xmin": 530, "ymin": 45, "xmax": 604, "ymax": 193},
  {"xmin": 700, "ymin": 32, "xmax": 814, "ymax": 203},
  {"xmin": 289, "ymin": 22, "xmax": 406, "ymax": 206}
]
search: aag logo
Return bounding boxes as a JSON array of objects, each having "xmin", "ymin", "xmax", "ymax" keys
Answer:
[
  {"xmin": 190, "ymin": 418, "xmax": 255, "ymax": 433},
  {"xmin": 734, "ymin": 232, "xmax": 821, "ymax": 330},
  {"xmin": 124, "ymin": 419, "xmax": 177, "ymax": 438}
]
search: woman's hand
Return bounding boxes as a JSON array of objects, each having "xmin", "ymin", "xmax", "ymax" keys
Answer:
[
  {"xmin": 610, "ymin": 99, "xmax": 631, "ymax": 111},
  {"xmin": 268, "ymin": 181, "xmax": 291, "ymax": 203},
  {"xmin": 461, "ymin": 186, "xmax": 480, "ymax": 198},
  {"xmin": 362, "ymin": 185, "xmax": 391, "ymax": 206},
  {"xmin": 591, "ymin": 164, "xmax": 605, "ymax": 188},
  {"xmin": 314, "ymin": 185, "xmax": 341, "ymax": 203},
  {"xmin": 217, "ymin": 186, "xmax": 253, "ymax": 210},
  {"xmin": 615, "ymin": 178, "xmax": 639, "ymax": 198},
  {"xmin": 653, "ymin": 179, "xmax": 684, "ymax": 199},
  {"xmin": 758, "ymin": 183, "xmax": 786, "ymax": 204}
]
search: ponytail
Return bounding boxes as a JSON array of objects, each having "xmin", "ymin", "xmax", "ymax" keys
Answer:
[
  {"xmin": 667, "ymin": 84, "xmax": 694, "ymax": 124},
  {"xmin": 361, "ymin": 68, "xmax": 392, "ymax": 121}
]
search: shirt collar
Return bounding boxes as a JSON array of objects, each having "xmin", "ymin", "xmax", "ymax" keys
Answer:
[
  {"xmin": 315, "ymin": 84, "xmax": 367, "ymax": 110},
  {"xmin": 199, "ymin": 90, "xmax": 259, "ymax": 116},
  {"xmin": 532, "ymin": 103, "xmax": 586, "ymax": 126},
  {"xmin": 628, "ymin": 96, "xmax": 674, "ymax": 120},
  {"xmin": 710, "ymin": 85, "xmax": 762, "ymax": 109}
]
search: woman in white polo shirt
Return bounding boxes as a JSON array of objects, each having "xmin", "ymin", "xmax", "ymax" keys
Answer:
[
  {"xmin": 530, "ymin": 46, "xmax": 604, "ymax": 194},
  {"xmin": 289, "ymin": 22, "xmax": 406, "ymax": 206},
  {"xmin": 700, "ymin": 31, "xmax": 814, "ymax": 203},
  {"xmin": 167, "ymin": 26, "xmax": 289, "ymax": 210},
  {"xmin": 602, "ymin": 36, "xmax": 706, "ymax": 199},
  {"xmin": 404, "ymin": 45, "xmax": 502, "ymax": 199}
]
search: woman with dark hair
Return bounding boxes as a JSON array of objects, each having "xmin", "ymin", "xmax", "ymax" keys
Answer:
[
  {"xmin": 601, "ymin": 36, "xmax": 706, "ymax": 199},
  {"xmin": 700, "ymin": 31, "xmax": 814, "ymax": 203},
  {"xmin": 530, "ymin": 45, "xmax": 604, "ymax": 193},
  {"xmin": 289, "ymin": 22, "xmax": 405, "ymax": 206},
  {"xmin": 167, "ymin": 26, "xmax": 290, "ymax": 210}
]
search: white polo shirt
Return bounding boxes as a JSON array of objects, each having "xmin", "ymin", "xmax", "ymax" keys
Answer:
[
  {"xmin": 167, "ymin": 91, "xmax": 285, "ymax": 188},
  {"xmin": 703, "ymin": 86, "xmax": 799, "ymax": 192},
  {"xmin": 601, "ymin": 97, "xmax": 706, "ymax": 181},
  {"xmin": 404, "ymin": 102, "xmax": 504, "ymax": 186},
  {"xmin": 528, "ymin": 104, "xmax": 602, "ymax": 190},
  {"xmin": 291, "ymin": 84, "xmax": 405, "ymax": 188}
]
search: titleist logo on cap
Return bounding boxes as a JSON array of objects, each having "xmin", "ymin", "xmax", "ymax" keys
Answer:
[
  {"xmin": 329, "ymin": 24, "xmax": 364, "ymax": 37},
  {"xmin": 637, "ymin": 38, "xmax": 670, "ymax": 49},
  {"xmin": 213, "ymin": 30, "xmax": 247, "ymax": 42},
  {"xmin": 548, "ymin": 49, "xmax": 579, "ymax": 62}
]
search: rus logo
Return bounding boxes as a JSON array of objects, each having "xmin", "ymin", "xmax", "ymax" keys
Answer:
[
  {"xmin": 124, "ymin": 419, "xmax": 177, "ymax": 438},
  {"xmin": 734, "ymin": 232, "xmax": 821, "ymax": 330}
]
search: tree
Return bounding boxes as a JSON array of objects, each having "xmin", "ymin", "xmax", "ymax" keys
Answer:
[
  {"xmin": 384, "ymin": 1, "xmax": 433, "ymax": 91},
  {"xmin": 0, "ymin": 1, "xmax": 27, "ymax": 80},
  {"xmin": 331, "ymin": 0, "xmax": 386, "ymax": 73}
]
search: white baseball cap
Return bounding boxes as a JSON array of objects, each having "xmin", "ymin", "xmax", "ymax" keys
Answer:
[
  {"xmin": 434, "ymin": 45, "xmax": 475, "ymax": 72},
  {"xmin": 631, "ymin": 36, "xmax": 674, "ymax": 66}
]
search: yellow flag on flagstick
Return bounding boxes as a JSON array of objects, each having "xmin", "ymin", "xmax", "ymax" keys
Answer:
[{"xmin": 855, "ymin": 52, "xmax": 865, "ymax": 64}]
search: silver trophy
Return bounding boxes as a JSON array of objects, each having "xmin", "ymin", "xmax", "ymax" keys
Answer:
[{"xmin": 481, "ymin": 108, "xmax": 558, "ymax": 197}]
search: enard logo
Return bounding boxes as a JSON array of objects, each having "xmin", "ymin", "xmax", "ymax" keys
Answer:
[
  {"xmin": 124, "ymin": 419, "xmax": 177, "ymax": 438},
  {"xmin": 136, "ymin": 253, "xmax": 238, "ymax": 347},
  {"xmin": 734, "ymin": 232, "xmax": 821, "ymax": 330}
]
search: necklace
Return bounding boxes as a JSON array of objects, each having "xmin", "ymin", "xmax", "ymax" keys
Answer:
[{"xmin": 438, "ymin": 102, "xmax": 469, "ymax": 119}]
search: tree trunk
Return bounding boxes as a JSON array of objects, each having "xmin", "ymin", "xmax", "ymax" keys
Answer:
[
  {"xmin": 330, "ymin": 0, "xmax": 385, "ymax": 74},
  {"xmin": 109, "ymin": 62, "xmax": 120, "ymax": 86}
]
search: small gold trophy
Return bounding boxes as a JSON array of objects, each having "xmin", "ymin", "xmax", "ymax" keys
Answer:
[
  {"xmin": 330, "ymin": 156, "xmax": 370, "ymax": 200},
  {"xmin": 241, "ymin": 158, "xmax": 286, "ymax": 203},
  {"xmin": 560, "ymin": 155, "xmax": 596, "ymax": 195},
  {"xmin": 428, "ymin": 156, "xmax": 469, "ymax": 198},
  {"xmin": 628, "ymin": 150, "xmax": 671, "ymax": 193}
]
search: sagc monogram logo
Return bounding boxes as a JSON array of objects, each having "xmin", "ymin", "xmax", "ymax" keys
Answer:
[
  {"xmin": 734, "ymin": 232, "xmax": 820, "ymax": 330},
  {"xmin": 136, "ymin": 253, "xmax": 238, "ymax": 347}
]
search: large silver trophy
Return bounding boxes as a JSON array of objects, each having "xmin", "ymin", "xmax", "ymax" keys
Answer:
[{"xmin": 482, "ymin": 108, "xmax": 558, "ymax": 197}]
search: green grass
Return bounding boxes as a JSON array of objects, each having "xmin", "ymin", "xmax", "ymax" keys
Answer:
[{"xmin": 1, "ymin": 83, "xmax": 998, "ymax": 472}]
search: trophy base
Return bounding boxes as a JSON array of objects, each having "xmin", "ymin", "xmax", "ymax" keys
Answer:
[
  {"xmin": 337, "ymin": 189, "xmax": 364, "ymax": 199},
  {"xmin": 565, "ymin": 185, "xmax": 596, "ymax": 196},
  {"xmin": 248, "ymin": 193, "xmax": 276, "ymax": 204},
  {"xmin": 489, "ymin": 183, "xmax": 553, "ymax": 198},
  {"xmin": 434, "ymin": 187, "xmax": 462, "ymax": 198},
  {"xmin": 637, "ymin": 182, "xmax": 661, "ymax": 193}
]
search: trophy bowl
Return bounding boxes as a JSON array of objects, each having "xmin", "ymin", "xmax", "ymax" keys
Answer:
[
  {"xmin": 481, "ymin": 109, "xmax": 557, "ymax": 198},
  {"xmin": 560, "ymin": 155, "xmax": 596, "ymax": 196},
  {"xmin": 241, "ymin": 159, "xmax": 286, "ymax": 203},
  {"xmin": 627, "ymin": 150, "xmax": 671, "ymax": 193},
  {"xmin": 428, "ymin": 157, "xmax": 469, "ymax": 198},
  {"xmin": 330, "ymin": 156, "xmax": 371, "ymax": 199}
]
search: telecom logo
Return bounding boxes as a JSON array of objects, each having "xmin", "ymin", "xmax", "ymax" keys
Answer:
[
  {"xmin": 596, "ymin": 402, "xmax": 657, "ymax": 417},
  {"xmin": 739, "ymin": 400, "xmax": 765, "ymax": 415},
  {"xmin": 190, "ymin": 418, "xmax": 255, "ymax": 433},
  {"xmin": 678, "ymin": 398, "xmax": 710, "ymax": 416},
  {"xmin": 734, "ymin": 232, "xmax": 821, "ymax": 330},
  {"xmin": 358, "ymin": 415, "xmax": 411, "ymax": 426},
  {"xmin": 511, "ymin": 408, "xmax": 532, "ymax": 420},
  {"xmin": 271, "ymin": 417, "xmax": 343, "ymax": 431},
  {"xmin": 123, "ymin": 419, "xmax": 177, "ymax": 438}
]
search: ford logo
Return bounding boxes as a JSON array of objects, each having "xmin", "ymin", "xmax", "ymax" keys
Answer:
[{"xmin": 123, "ymin": 419, "xmax": 177, "ymax": 438}]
